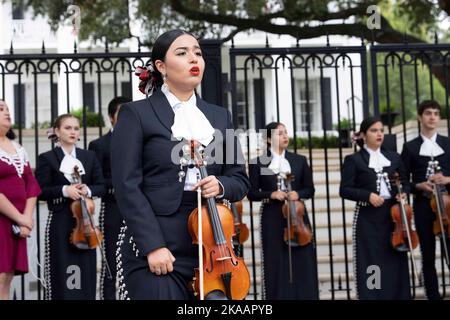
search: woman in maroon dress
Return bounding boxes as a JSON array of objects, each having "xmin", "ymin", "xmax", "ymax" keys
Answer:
[{"xmin": 0, "ymin": 100, "xmax": 41, "ymax": 300}]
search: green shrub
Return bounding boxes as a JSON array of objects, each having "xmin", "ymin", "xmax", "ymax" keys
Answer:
[
  {"xmin": 288, "ymin": 135, "xmax": 340, "ymax": 149},
  {"xmin": 332, "ymin": 118, "xmax": 352, "ymax": 130},
  {"xmin": 71, "ymin": 108, "xmax": 105, "ymax": 127},
  {"xmin": 31, "ymin": 121, "xmax": 51, "ymax": 129}
]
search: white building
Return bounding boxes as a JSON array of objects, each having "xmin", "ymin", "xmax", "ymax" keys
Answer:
[
  {"xmin": 0, "ymin": 1, "xmax": 365, "ymax": 136},
  {"xmin": 0, "ymin": 1, "xmax": 145, "ymax": 129}
]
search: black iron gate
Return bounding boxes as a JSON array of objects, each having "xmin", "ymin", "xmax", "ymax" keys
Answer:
[{"xmin": 1, "ymin": 36, "xmax": 450, "ymax": 300}]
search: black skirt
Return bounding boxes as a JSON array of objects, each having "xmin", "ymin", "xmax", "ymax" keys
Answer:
[
  {"xmin": 117, "ymin": 192, "xmax": 199, "ymax": 300},
  {"xmin": 353, "ymin": 199, "xmax": 411, "ymax": 300},
  {"xmin": 260, "ymin": 201, "xmax": 319, "ymax": 300},
  {"xmin": 44, "ymin": 205, "xmax": 97, "ymax": 300}
]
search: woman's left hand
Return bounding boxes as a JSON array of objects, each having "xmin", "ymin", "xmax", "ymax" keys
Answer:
[
  {"xmin": 192, "ymin": 175, "xmax": 222, "ymax": 198},
  {"xmin": 77, "ymin": 184, "xmax": 89, "ymax": 196},
  {"xmin": 20, "ymin": 226, "xmax": 31, "ymax": 238}
]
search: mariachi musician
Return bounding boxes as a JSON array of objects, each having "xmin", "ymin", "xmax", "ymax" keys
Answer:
[
  {"xmin": 36, "ymin": 114, "xmax": 105, "ymax": 300},
  {"xmin": 111, "ymin": 29, "xmax": 249, "ymax": 300},
  {"xmin": 401, "ymin": 100, "xmax": 450, "ymax": 300},
  {"xmin": 89, "ymin": 96, "xmax": 131, "ymax": 299},
  {"xmin": 248, "ymin": 121, "xmax": 319, "ymax": 300}
]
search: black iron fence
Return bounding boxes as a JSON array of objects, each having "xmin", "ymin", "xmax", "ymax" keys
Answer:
[{"xmin": 1, "ymin": 36, "xmax": 450, "ymax": 299}]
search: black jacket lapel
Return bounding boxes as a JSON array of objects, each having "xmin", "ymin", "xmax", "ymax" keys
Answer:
[
  {"xmin": 149, "ymin": 90, "xmax": 175, "ymax": 133},
  {"xmin": 52, "ymin": 147, "xmax": 72, "ymax": 184},
  {"xmin": 359, "ymin": 148, "xmax": 370, "ymax": 166},
  {"xmin": 437, "ymin": 134, "xmax": 446, "ymax": 150}
]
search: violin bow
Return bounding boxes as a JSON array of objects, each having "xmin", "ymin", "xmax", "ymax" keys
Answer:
[
  {"xmin": 395, "ymin": 175, "xmax": 421, "ymax": 284},
  {"xmin": 191, "ymin": 140, "xmax": 205, "ymax": 300},
  {"xmin": 280, "ymin": 173, "xmax": 293, "ymax": 284},
  {"xmin": 430, "ymin": 162, "xmax": 450, "ymax": 269},
  {"xmin": 73, "ymin": 166, "xmax": 113, "ymax": 280}
]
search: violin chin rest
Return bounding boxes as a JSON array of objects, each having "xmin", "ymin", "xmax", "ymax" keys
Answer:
[{"xmin": 205, "ymin": 290, "xmax": 228, "ymax": 300}]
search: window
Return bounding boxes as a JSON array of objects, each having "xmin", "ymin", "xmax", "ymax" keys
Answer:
[
  {"xmin": 295, "ymin": 78, "xmax": 332, "ymax": 132},
  {"xmin": 82, "ymin": 82, "xmax": 95, "ymax": 112},
  {"xmin": 14, "ymin": 84, "xmax": 25, "ymax": 127},
  {"xmin": 296, "ymin": 79, "xmax": 319, "ymax": 132},
  {"xmin": 235, "ymin": 81, "xmax": 248, "ymax": 129},
  {"xmin": 121, "ymin": 82, "xmax": 132, "ymax": 100},
  {"xmin": 12, "ymin": 0, "xmax": 25, "ymax": 20}
]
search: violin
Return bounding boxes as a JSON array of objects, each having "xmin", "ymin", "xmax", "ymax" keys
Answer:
[
  {"xmin": 390, "ymin": 172, "xmax": 419, "ymax": 252},
  {"xmin": 428, "ymin": 161, "xmax": 450, "ymax": 238},
  {"xmin": 428, "ymin": 160, "xmax": 450, "ymax": 266},
  {"xmin": 187, "ymin": 141, "xmax": 250, "ymax": 300},
  {"xmin": 390, "ymin": 172, "xmax": 420, "ymax": 282},
  {"xmin": 230, "ymin": 201, "xmax": 249, "ymax": 258},
  {"xmin": 279, "ymin": 174, "xmax": 312, "ymax": 247},
  {"xmin": 69, "ymin": 165, "xmax": 103, "ymax": 250}
]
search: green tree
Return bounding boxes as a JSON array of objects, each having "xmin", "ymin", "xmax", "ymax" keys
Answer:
[
  {"xmin": 21, "ymin": 0, "xmax": 449, "ymax": 45},
  {"xmin": 17, "ymin": 0, "xmax": 450, "ymax": 88}
]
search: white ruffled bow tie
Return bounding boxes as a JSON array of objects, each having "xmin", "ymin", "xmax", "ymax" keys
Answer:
[
  {"xmin": 419, "ymin": 134, "xmax": 444, "ymax": 157},
  {"xmin": 364, "ymin": 146, "xmax": 391, "ymax": 170},
  {"xmin": 170, "ymin": 101, "xmax": 214, "ymax": 147},
  {"xmin": 59, "ymin": 155, "xmax": 85, "ymax": 183},
  {"xmin": 268, "ymin": 149, "xmax": 291, "ymax": 175}
]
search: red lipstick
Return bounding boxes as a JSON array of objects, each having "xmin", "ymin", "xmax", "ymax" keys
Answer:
[{"xmin": 190, "ymin": 66, "xmax": 200, "ymax": 75}]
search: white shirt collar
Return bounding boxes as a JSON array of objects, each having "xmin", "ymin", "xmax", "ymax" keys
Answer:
[
  {"xmin": 162, "ymin": 85, "xmax": 214, "ymax": 146},
  {"xmin": 270, "ymin": 147, "xmax": 286, "ymax": 159},
  {"xmin": 61, "ymin": 146, "xmax": 76, "ymax": 158},
  {"xmin": 161, "ymin": 85, "xmax": 197, "ymax": 110},
  {"xmin": 421, "ymin": 132, "xmax": 438, "ymax": 143},
  {"xmin": 269, "ymin": 148, "xmax": 291, "ymax": 175},
  {"xmin": 419, "ymin": 132, "xmax": 444, "ymax": 157},
  {"xmin": 364, "ymin": 145, "xmax": 391, "ymax": 170}
]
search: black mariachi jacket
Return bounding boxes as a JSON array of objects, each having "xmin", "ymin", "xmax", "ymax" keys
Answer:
[
  {"xmin": 247, "ymin": 151, "xmax": 315, "ymax": 202},
  {"xmin": 339, "ymin": 148, "xmax": 410, "ymax": 203},
  {"xmin": 89, "ymin": 131, "xmax": 115, "ymax": 200},
  {"xmin": 111, "ymin": 89, "xmax": 250, "ymax": 257}
]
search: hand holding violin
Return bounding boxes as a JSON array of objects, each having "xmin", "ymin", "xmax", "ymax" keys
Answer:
[
  {"xmin": 192, "ymin": 176, "xmax": 222, "ymax": 198},
  {"xmin": 66, "ymin": 184, "xmax": 84, "ymax": 200},
  {"xmin": 396, "ymin": 193, "xmax": 407, "ymax": 202},
  {"xmin": 287, "ymin": 191, "xmax": 299, "ymax": 201},
  {"xmin": 415, "ymin": 181, "xmax": 433, "ymax": 193},
  {"xmin": 429, "ymin": 173, "xmax": 450, "ymax": 186}
]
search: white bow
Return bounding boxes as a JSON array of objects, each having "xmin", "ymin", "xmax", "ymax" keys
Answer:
[
  {"xmin": 419, "ymin": 134, "xmax": 444, "ymax": 157},
  {"xmin": 365, "ymin": 146, "xmax": 391, "ymax": 170},
  {"xmin": 59, "ymin": 155, "xmax": 85, "ymax": 183},
  {"xmin": 170, "ymin": 102, "xmax": 215, "ymax": 147},
  {"xmin": 268, "ymin": 148, "xmax": 291, "ymax": 175}
]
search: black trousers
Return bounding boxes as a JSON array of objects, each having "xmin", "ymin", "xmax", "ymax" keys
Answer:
[{"xmin": 414, "ymin": 196, "xmax": 450, "ymax": 300}]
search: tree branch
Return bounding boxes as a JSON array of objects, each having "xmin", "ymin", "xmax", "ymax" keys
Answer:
[
  {"xmin": 221, "ymin": 27, "xmax": 245, "ymax": 43},
  {"xmin": 170, "ymin": 0, "xmax": 450, "ymax": 89}
]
